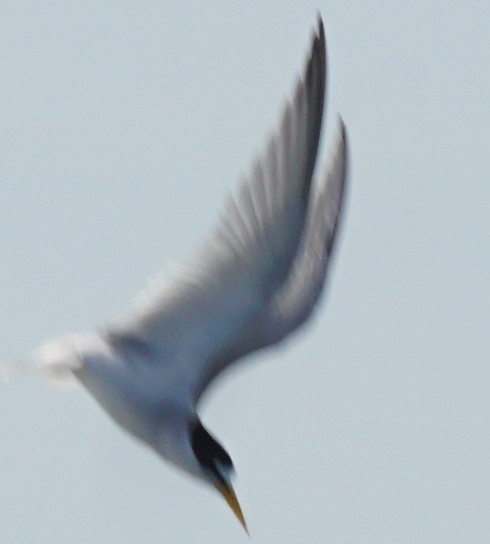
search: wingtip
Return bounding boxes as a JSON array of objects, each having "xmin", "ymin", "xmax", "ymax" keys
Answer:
[
  {"xmin": 315, "ymin": 11, "xmax": 325, "ymax": 42},
  {"xmin": 304, "ymin": 12, "xmax": 327, "ymax": 114},
  {"xmin": 312, "ymin": 12, "xmax": 326, "ymax": 62},
  {"xmin": 336, "ymin": 115, "xmax": 350, "ymax": 185},
  {"xmin": 337, "ymin": 115, "xmax": 347, "ymax": 142}
]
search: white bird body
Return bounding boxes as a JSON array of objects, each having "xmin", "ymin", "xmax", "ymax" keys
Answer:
[
  {"xmin": 10, "ymin": 17, "xmax": 348, "ymax": 531},
  {"xmin": 36, "ymin": 332, "xmax": 204, "ymax": 481}
]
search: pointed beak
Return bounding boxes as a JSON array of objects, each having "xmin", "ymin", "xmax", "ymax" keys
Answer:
[{"xmin": 215, "ymin": 481, "xmax": 249, "ymax": 535}]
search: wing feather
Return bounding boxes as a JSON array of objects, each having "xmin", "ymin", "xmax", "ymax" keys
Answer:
[
  {"xmin": 109, "ymin": 20, "xmax": 328, "ymax": 388},
  {"xmin": 270, "ymin": 119, "xmax": 348, "ymax": 334},
  {"xmin": 194, "ymin": 120, "xmax": 348, "ymax": 400}
]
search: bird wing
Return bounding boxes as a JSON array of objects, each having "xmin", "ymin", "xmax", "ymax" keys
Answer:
[
  {"xmin": 193, "ymin": 120, "xmax": 348, "ymax": 401},
  {"xmin": 108, "ymin": 20, "xmax": 328, "ymax": 396}
]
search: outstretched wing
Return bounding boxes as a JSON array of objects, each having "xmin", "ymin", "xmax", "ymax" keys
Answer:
[
  {"xmin": 109, "ymin": 20, "xmax": 328, "ymax": 393},
  {"xmin": 193, "ymin": 120, "xmax": 348, "ymax": 401}
]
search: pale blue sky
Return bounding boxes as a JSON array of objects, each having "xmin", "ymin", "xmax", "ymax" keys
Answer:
[{"xmin": 1, "ymin": 2, "xmax": 490, "ymax": 542}]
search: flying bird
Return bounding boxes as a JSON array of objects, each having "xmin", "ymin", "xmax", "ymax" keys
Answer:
[{"xmin": 12, "ymin": 16, "xmax": 348, "ymax": 532}]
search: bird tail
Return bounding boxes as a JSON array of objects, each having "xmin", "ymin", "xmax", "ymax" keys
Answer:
[{"xmin": 1, "ymin": 336, "xmax": 83, "ymax": 389}]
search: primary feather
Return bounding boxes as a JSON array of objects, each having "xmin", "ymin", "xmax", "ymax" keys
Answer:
[{"xmin": 194, "ymin": 120, "xmax": 348, "ymax": 400}]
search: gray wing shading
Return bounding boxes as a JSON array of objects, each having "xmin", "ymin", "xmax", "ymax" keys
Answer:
[
  {"xmin": 108, "ymin": 20, "xmax": 328, "ymax": 395},
  {"xmin": 194, "ymin": 120, "xmax": 348, "ymax": 401}
]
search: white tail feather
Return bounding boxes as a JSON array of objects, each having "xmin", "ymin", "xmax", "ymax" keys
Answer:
[{"xmin": 2, "ymin": 335, "xmax": 84, "ymax": 389}]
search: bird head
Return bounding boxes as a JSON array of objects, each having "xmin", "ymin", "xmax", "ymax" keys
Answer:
[{"xmin": 189, "ymin": 419, "xmax": 248, "ymax": 533}]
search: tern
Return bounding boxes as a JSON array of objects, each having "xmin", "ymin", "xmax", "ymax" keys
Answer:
[{"xmin": 11, "ymin": 16, "xmax": 348, "ymax": 532}]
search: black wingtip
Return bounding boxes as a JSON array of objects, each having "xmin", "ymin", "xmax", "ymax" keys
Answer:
[
  {"xmin": 336, "ymin": 114, "xmax": 350, "ymax": 190},
  {"xmin": 315, "ymin": 12, "xmax": 325, "ymax": 44},
  {"xmin": 337, "ymin": 115, "xmax": 347, "ymax": 142},
  {"xmin": 297, "ymin": 12, "xmax": 328, "ymax": 197},
  {"xmin": 304, "ymin": 13, "xmax": 327, "ymax": 105},
  {"xmin": 306, "ymin": 12, "xmax": 326, "ymax": 72},
  {"xmin": 313, "ymin": 12, "xmax": 326, "ymax": 65}
]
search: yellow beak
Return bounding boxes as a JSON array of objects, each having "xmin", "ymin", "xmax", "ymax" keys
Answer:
[{"xmin": 215, "ymin": 481, "xmax": 249, "ymax": 535}]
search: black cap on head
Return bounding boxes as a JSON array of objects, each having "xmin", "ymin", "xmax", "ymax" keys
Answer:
[{"xmin": 190, "ymin": 421, "xmax": 233, "ymax": 483}]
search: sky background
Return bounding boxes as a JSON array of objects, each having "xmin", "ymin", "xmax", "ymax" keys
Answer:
[{"xmin": 1, "ymin": 1, "xmax": 490, "ymax": 543}]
